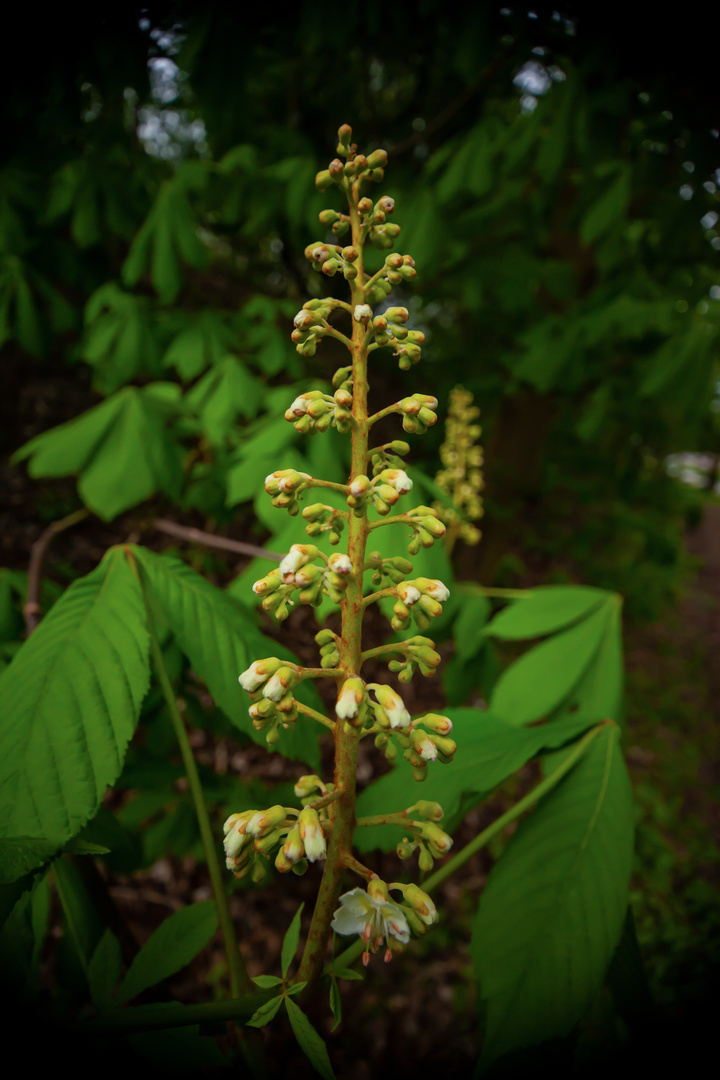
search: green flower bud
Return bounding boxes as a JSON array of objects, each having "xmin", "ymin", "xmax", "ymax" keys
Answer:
[{"xmin": 315, "ymin": 170, "xmax": 333, "ymax": 190}]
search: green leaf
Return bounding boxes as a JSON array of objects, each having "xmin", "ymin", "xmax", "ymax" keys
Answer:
[
  {"xmin": 330, "ymin": 967, "xmax": 363, "ymax": 981},
  {"xmin": 134, "ymin": 548, "xmax": 319, "ymax": 767},
  {"xmin": 116, "ymin": 900, "xmax": 218, "ymax": 1004},
  {"xmin": 354, "ymin": 710, "xmax": 598, "ymax": 852},
  {"xmin": 580, "ymin": 166, "xmax": 631, "ymax": 246},
  {"xmin": 330, "ymin": 978, "xmax": 342, "ymax": 1031},
  {"xmin": 471, "ymin": 724, "xmax": 634, "ymax": 1073},
  {"xmin": 452, "ymin": 589, "xmax": 492, "ymax": 662},
  {"xmin": 246, "ymin": 994, "xmax": 284, "ymax": 1028},
  {"xmin": 0, "ymin": 549, "xmax": 150, "ymax": 843},
  {"xmin": 88, "ymin": 928, "xmax": 122, "ymax": 1013},
  {"xmin": 122, "ymin": 171, "xmax": 209, "ymax": 303},
  {"xmin": 483, "ymin": 586, "xmax": 608, "ymax": 640},
  {"xmin": 186, "ymin": 356, "xmax": 264, "ymax": 443},
  {"xmin": 285, "ymin": 997, "xmax": 336, "ymax": 1080},
  {"xmin": 489, "ymin": 601, "xmax": 616, "ymax": 726},
  {"xmin": 13, "ymin": 386, "xmax": 185, "ymax": 520},
  {"xmin": 281, "ymin": 902, "xmax": 304, "ymax": 978},
  {"xmin": 0, "ymin": 837, "xmax": 60, "ymax": 884},
  {"xmin": 252, "ymin": 974, "xmax": 283, "ymax": 989}
]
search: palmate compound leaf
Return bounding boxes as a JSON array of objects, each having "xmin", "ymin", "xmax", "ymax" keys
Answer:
[
  {"xmin": 353, "ymin": 710, "xmax": 599, "ymax": 853},
  {"xmin": 12, "ymin": 384, "xmax": 185, "ymax": 521},
  {"xmin": 133, "ymin": 547, "xmax": 320, "ymax": 768},
  {"xmin": 0, "ymin": 548, "xmax": 150, "ymax": 844},
  {"xmin": 471, "ymin": 723, "xmax": 634, "ymax": 1073}
]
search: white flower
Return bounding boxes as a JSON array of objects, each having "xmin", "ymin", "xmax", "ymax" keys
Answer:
[
  {"xmin": 336, "ymin": 677, "xmax": 365, "ymax": 720},
  {"xmin": 238, "ymin": 658, "xmax": 281, "ymax": 692},
  {"xmin": 349, "ymin": 475, "xmax": 371, "ymax": 498},
  {"xmin": 279, "ymin": 545, "xmax": 307, "ymax": 579},
  {"xmin": 328, "ymin": 553, "xmax": 353, "ymax": 575},
  {"xmin": 354, "ymin": 304, "xmax": 373, "ymax": 323},
  {"xmin": 412, "ymin": 731, "xmax": 438, "ymax": 761},
  {"xmin": 374, "ymin": 686, "xmax": 411, "ymax": 730},
  {"xmin": 331, "ymin": 887, "xmax": 411, "ymax": 949},
  {"xmin": 382, "ymin": 469, "xmax": 413, "ymax": 493},
  {"xmin": 397, "ymin": 583, "xmax": 421, "ymax": 606},
  {"xmin": 416, "ymin": 578, "xmax": 451, "ymax": 604},
  {"xmin": 287, "ymin": 395, "xmax": 309, "ymax": 417},
  {"xmin": 263, "ymin": 667, "xmax": 293, "ymax": 701},
  {"xmin": 298, "ymin": 807, "xmax": 326, "ymax": 862}
]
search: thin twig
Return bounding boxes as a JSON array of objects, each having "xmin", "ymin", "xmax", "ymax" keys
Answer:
[
  {"xmin": 24, "ymin": 507, "xmax": 90, "ymax": 636},
  {"xmin": 153, "ymin": 518, "xmax": 283, "ymax": 563}
]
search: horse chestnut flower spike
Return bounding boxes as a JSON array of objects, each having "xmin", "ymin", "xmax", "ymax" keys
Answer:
[{"xmin": 229, "ymin": 125, "xmax": 459, "ymax": 1007}]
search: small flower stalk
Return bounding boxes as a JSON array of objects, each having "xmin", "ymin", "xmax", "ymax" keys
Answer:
[{"xmin": 226, "ymin": 125, "xmax": 461, "ymax": 987}]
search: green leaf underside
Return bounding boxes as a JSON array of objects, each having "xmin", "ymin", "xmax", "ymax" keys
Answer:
[
  {"xmin": 116, "ymin": 900, "xmax": 218, "ymax": 1004},
  {"xmin": 247, "ymin": 994, "xmax": 284, "ymax": 1028},
  {"xmin": 471, "ymin": 724, "xmax": 634, "ymax": 1072},
  {"xmin": 134, "ymin": 547, "xmax": 320, "ymax": 767},
  {"xmin": 13, "ymin": 387, "xmax": 184, "ymax": 520},
  {"xmin": 285, "ymin": 997, "xmax": 337, "ymax": 1080},
  {"xmin": 483, "ymin": 586, "xmax": 609, "ymax": 640},
  {"xmin": 0, "ymin": 549, "xmax": 150, "ymax": 843},
  {"xmin": 489, "ymin": 600, "xmax": 618, "ymax": 726},
  {"xmin": 252, "ymin": 974, "xmax": 283, "ymax": 989},
  {"xmin": 354, "ymin": 710, "xmax": 598, "ymax": 852},
  {"xmin": 88, "ymin": 928, "xmax": 122, "ymax": 1013},
  {"xmin": 281, "ymin": 902, "xmax": 304, "ymax": 978}
]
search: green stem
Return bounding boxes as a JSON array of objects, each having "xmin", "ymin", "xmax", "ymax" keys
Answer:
[
  {"xmin": 295, "ymin": 700, "xmax": 336, "ymax": 731},
  {"xmin": 360, "ymin": 643, "xmax": 406, "ymax": 662},
  {"xmin": 368, "ymin": 514, "xmax": 414, "ymax": 530},
  {"xmin": 328, "ymin": 722, "xmax": 607, "ymax": 973},
  {"xmin": 307, "ymin": 478, "xmax": 349, "ymax": 495},
  {"xmin": 355, "ymin": 812, "xmax": 415, "ymax": 828},
  {"xmin": 147, "ymin": 626, "xmax": 251, "ymax": 999},
  {"xmin": 83, "ymin": 993, "xmax": 269, "ymax": 1035},
  {"xmin": 362, "ymin": 586, "xmax": 396, "ymax": 608},
  {"xmin": 367, "ymin": 403, "xmax": 401, "ymax": 426}
]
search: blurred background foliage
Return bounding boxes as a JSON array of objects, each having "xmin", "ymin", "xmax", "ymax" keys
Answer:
[{"xmin": 1, "ymin": 1, "xmax": 718, "ymax": 1059}]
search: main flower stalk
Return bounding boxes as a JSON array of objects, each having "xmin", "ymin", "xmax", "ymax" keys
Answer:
[{"xmin": 296, "ymin": 185, "xmax": 369, "ymax": 986}]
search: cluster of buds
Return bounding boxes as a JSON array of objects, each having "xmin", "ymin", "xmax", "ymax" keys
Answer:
[
  {"xmin": 399, "ymin": 393, "xmax": 438, "ymax": 434},
  {"xmin": 357, "ymin": 194, "xmax": 401, "ymax": 251},
  {"xmin": 331, "ymin": 876, "xmax": 437, "ymax": 965},
  {"xmin": 285, "ymin": 387, "xmax": 353, "ymax": 435},
  {"xmin": 302, "ymin": 502, "xmax": 346, "ymax": 545},
  {"xmin": 223, "ymin": 800, "xmax": 329, "ymax": 881},
  {"xmin": 315, "ymin": 627, "xmax": 340, "ymax": 669},
  {"xmin": 315, "ymin": 124, "xmax": 388, "ymax": 191},
  {"xmin": 303, "ymin": 241, "xmax": 360, "ymax": 284},
  {"xmin": 239, "ymin": 659, "xmax": 299, "ymax": 744},
  {"xmin": 223, "ymin": 805, "xmax": 296, "ymax": 882},
  {"xmin": 264, "ymin": 469, "xmax": 312, "ymax": 516},
  {"xmin": 346, "ymin": 468, "xmax": 413, "ymax": 517},
  {"xmin": 392, "ymin": 577, "xmax": 450, "ymax": 633},
  {"xmin": 372, "ymin": 305, "xmax": 424, "ymax": 369},
  {"xmin": 373, "ymin": 707, "xmax": 456, "ymax": 781},
  {"xmin": 401, "ymin": 504, "xmax": 447, "ymax": 555},
  {"xmin": 387, "ymin": 635, "xmax": 442, "ymax": 683},
  {"xmin": 253, "ymin": 546, "xmax": 354, "ymax": 614},
  {"xmin": 433, "ymin": 386, "xmax": 485, "ymax": 547},
  {"xmin": 365, "ymin": 551, "xmax": 414, "ymax": 588},
  {"xmin": 395, "ymin": 800, "xmax": 455, "ymax": 869}
]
